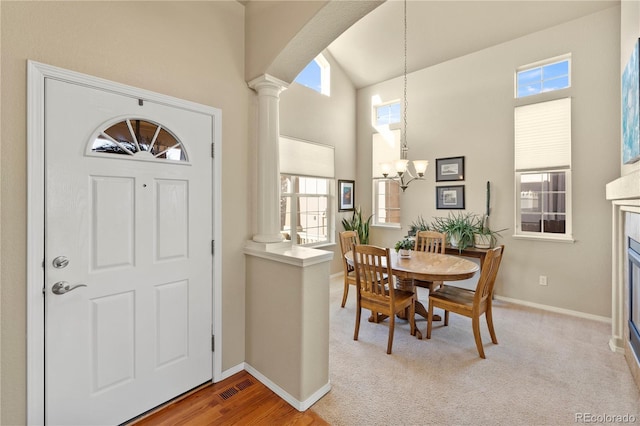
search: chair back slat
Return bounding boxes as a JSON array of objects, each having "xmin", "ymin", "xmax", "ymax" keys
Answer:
[
  {"xmin": 415, "ymin": 230, "xmax": 446, "ymax": 254},
  {"xmin": 474, "ymin": 245, "xmax": 505, "ymax": 304},
  {"xmin": 339, "ymin": 231, "xmax": 359, "ymax": 273},
  {"xmin": 354, "ymin": 245, "xmax": 393, "ymax": 301}
]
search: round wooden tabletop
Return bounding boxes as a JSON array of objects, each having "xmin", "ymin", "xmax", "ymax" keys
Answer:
[{"xmin": 345, "ymin": 249, "xmax": 479, "ymax": 282}]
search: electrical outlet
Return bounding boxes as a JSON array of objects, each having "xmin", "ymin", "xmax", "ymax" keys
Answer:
[{"xmin": 539, "ymin": 275, "xmax": 548, "ymax": 286}]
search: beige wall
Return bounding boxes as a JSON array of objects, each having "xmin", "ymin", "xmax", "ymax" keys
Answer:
[
  {"xmin": 245, "ymin": 254, "xmax": 330, "ymax": 401},
  {"xmin": 280, "ymin": 50, "xmax": 357, "ymax": 275},
  {"xmin": 0, "ymin": 2, "xmax": 249, "ymax": 423},
  {"xmin": 357, "ymin": 7, "xmax": 621, "ymax": 317}
]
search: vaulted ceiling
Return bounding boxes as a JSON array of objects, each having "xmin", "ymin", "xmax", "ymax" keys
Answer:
[{"xmin": 327, "ymin": 0, "xmax": 620, "ymax": 89}]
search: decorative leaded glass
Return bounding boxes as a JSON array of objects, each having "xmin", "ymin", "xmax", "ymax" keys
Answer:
[{"xmin": 90, "ymin": 118, "xmax": 187, "ymax": 162}]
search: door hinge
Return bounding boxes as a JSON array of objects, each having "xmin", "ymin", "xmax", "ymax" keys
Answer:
[
  {"xmin": 211, "ymin": 143, "xmax": 214, "ymax": 158},
  {"xmin": 212, "ymin": 335, "xmax": 215, "ymax": 352},
  {"xmin": 211, "ymin": 240, "xmax": 215, "ymax": 255}
]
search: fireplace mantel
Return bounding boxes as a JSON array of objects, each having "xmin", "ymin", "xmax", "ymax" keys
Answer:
[
  {"xmin": 606, "ymin": 169, "xmax": 640, "ymax": 202},
  {"xmin": 606, "ymin": 168, "xmax": 640, "ymax": 389}
]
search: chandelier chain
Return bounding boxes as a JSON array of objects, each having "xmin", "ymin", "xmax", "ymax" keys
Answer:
[{"xmin": 402, "ymin": 0, "xmax": 409, "ymax": 160}]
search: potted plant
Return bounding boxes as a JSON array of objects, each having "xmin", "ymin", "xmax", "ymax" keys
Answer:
[
  {"xmin": 394, "ymin": 238, "xmax": 415, "ymax": 257},
  {"xmin": 431, "ymin": 212, "xmax": 479, "ymax": 251},
  {"xmin": 473, "ymin": 182, "xmax": 507, "ymax": 248},
  {"xmin": 342, "ymin": 206, "xmax": 373, "ymax": 244},
  {"xmin": 408, "ymin": 215, "xmax": 430, "ymax": 237},
  {"xmin": 474, "ymin": 214, "xmax": 506, "ymax": 249}
]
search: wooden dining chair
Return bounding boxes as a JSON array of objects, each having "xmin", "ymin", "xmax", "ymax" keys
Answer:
[
  {"xmin": 353, "ymin": 245, "xmax": 416, "ymax": 354},
  {"xmin": 426, "ymin": 245, "xmax": 504, "ymax": 359},
  {"xmin": 414, "ymin": 230, "xmax": 447, "ymax": 293},
  {"xmin": 339, "ymin": 231, "xmax": 360, "ymax": 308}
]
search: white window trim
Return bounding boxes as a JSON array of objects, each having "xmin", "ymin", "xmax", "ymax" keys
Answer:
[
  {"xmin": 315, "ymin": 54, "xmax": 331, "ymax": 96},
  {"xmin": 515, "ymin": 53, "xmax": 572, "ymax": 99},
  {"xmin": 372, "ymin": 178, "xmax": 401, "ymax": 228},
  {"xmin": 281, "ymin": 175, "xmax": 334, "ymax": 247},
  {"xmin": 514, "ymin": 169, "xmax": 574, "ymax": 242}
]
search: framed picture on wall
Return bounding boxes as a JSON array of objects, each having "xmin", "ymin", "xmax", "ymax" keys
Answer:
[
  {"xmin": 338, "ymin": 180, "xmax": 355, "ymax": 211},
  {"xmin": 436, "ymin": 185, "xmax": 465, "ymax": 209},
  {"xmin": 622, "ymin": 39, "xmax": 640, "ymax": 164},
  {"xmin": 435, "ymin": 156, "xmax": 465, "ymax": 181}
]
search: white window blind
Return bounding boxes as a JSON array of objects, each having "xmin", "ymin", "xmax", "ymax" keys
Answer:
[
  {"xmin": 279, "ymin": 136, "xmax": 335, "ymax": 178},
  {"xmin": 372, "ymin": 129, "xmax": 401, "ymax": 178},
  {"xmin": 514, "ymin": 97, "xmax": 571, "ymax": 171}
]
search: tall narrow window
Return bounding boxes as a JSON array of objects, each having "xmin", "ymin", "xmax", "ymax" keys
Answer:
[
  {"xmin": 372, "ymin": 130, "xmax": 401, "ymax": 226},
  {"xmin": 514, "ymin": 97, "xmax": 572, "ymax": 240},
  {"xmin": 294, "ymin": 53, "xmax": 330, "ymax": 96}
]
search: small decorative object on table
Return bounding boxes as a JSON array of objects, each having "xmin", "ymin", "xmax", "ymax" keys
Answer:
[{"xmin": 395, "ymin": 238, "xmax": 415, "ymax": 258}]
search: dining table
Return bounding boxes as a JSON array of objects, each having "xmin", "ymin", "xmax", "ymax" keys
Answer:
[{"xmin": 345, "ymin": 249, "xmax": 479, "ymax": 339}]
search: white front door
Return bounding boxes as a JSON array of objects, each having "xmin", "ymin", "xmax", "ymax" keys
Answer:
[{"xmin": 45, "ymin": 78, "xmax": 213, "ymax": 425}]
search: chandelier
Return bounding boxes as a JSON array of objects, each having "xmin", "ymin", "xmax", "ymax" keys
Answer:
[{"xmin": 380, "ymin": 0, "xmax": 428, "ymax": 192}]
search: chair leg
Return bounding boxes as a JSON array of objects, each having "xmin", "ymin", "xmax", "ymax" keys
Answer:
[
  {"xmin": 426, "ymin": 300, "xmax": 433, "ymax": 339},
  {"xmin": 341, "ymin": 280, "xmax": 349, "ymax": 308},
  {"xmin": 409, "ymin": 300, "xmax": 416, "ymax": 337},
  {"xmin": 472, "ymin": 315, "xmax": 485, "ymax": 359},
  {"xmin": 354, "ymin": 306, "xmax": 361, "ymax": 341},
  {"xmin": 486, "ymin": 304, "xmax": 498, "ymax": 344},
  {"xmin": 444, "ymin": 310, "xmax": 449, "ymax": 326},
  {"xmin": 387, "ymin": 313, "xmax": 395, "ymax": 354}
]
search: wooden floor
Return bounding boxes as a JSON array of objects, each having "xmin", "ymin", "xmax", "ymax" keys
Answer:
[{"xmin": 129, "ymin": 371, "xmax": 329, "ymax": 425}]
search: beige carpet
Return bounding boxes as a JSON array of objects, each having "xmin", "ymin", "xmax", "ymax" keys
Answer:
[{"xmin": 312, "ymin": 276, "xmax": 640, "ymax": 425}]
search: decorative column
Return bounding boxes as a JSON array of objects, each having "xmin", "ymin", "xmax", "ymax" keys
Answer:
[{"xmin": 248, "ymin": 74, "xmax": 289, "ymax": 245}]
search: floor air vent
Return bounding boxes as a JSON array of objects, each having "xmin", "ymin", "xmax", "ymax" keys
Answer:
[
  {"xmin": 218, "ymin": 378, "xmax": 254, "ymax": 400},
  {"xmin": 218, "ymin": 386, "xmax": 239, "ymax": 400},
  {"xmin": 236, "ymin": 379, "xmax": 254, "ymax": 391}
]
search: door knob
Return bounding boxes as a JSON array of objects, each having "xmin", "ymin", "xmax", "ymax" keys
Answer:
[
  {"xmin": 52, "ymin": 256, "xmax": 69, "ymax": 269},
  {"xmin": 52, "ymin": 281, "xmax": 87, "ymax": 295}
]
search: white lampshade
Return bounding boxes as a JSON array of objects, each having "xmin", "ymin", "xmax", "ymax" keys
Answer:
[
  {"xmin": 394, "ymin": 159, "xmax": 409, "ymax": 174},
  {"xmin": 380, "ymin": 162, "xmax": 392, "ymax": 176},
  {"xmin": 412, "ymin": 160, "xmax": 429, "ymax": 176}
]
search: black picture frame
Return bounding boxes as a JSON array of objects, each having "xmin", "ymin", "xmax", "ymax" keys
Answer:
[
  {"xmin": 338, "ymin": 180, "xmax": 355, "ymax": 212},
  {"xmin": 436, "ymin": 185, "xmax": 465, "ymax": 209},
  {"xmin": 435, "ymin": 156, "xmax": 465, "ymax": 182}
]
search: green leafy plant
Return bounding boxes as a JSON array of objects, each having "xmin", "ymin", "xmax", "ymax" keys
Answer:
[
  {"xmin": 341, "ymin": 206, "xmax": 373, "ymax": 245},
  {"xmin": 394, "ymin": 238, "xmax": 415, "ymax": 252},
  {"xmin": 408, "ymin": 215, "xmax": 430, "ymax": 237},
  {"xmin": 431, "ymin": 212, "xmax": 480, "ymax": 251},
  {"xmin": 475, "ymin": 214, "xmax": 507, "ymax": 248}
]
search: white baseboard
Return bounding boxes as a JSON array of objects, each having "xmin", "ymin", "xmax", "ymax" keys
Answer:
[
  {"xmin": 244, "ymin": 363, "xmax": 331, "ymax": 411},
  {"xmin": 218, "ymin": 362, "xmax": 246, "ymax": 382},
  {"xmin": 494, "ymin": 295, "xmax": 611, "ymax": 323}
]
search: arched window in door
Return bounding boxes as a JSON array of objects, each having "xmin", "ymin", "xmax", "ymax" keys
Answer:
[{"xmin": 89, "ymin": 118, "xmax": 188, "ymax": 162}]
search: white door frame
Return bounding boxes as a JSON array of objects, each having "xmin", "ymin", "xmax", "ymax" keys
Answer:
[{"xmin": 26, "ymin": 61, "xmax": 223, "ymax": 425}]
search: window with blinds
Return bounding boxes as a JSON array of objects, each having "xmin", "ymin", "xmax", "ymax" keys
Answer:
[
  {"xmin": 372, "ymin": 130, "xmax": 401, "ymax": 226},
  {"xmin": 514, "ymin": 98, "xmax": 572, "ymax": 240},
  {"xmin": 279, "ymin": 136, "xmax": 334, "ymax": 246}
]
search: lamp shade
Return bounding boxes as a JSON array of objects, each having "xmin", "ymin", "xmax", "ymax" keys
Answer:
[
  {"xmin": 412, "ymin": 160, "xmax": 429, "ymax": 176},
  {"xmin": 394, "ymin": 159, "xmax": 409, "ymax": 174}
]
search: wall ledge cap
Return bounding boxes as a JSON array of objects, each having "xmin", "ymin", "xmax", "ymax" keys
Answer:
[{"xmin": 244, "ymin": 240, "xmax": 333, "ymax": 267}]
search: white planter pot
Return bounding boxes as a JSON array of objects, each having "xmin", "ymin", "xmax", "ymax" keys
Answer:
[
  {"xmin": 399, "ymin": 249, "xmax": 411, "ymax": 258},
  {"xmin": 474, "ymin": 234, "xmax": 492, "ymax": 249}
]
